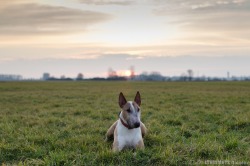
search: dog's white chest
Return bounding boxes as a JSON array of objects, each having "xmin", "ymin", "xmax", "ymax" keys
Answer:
[{"xmin": 116, "ymin": 120, "xmax": 142, "ymax": 150}]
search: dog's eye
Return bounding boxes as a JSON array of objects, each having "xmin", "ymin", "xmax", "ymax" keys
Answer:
[{"xmin": 127, "ymin": 109, "xmax": 131, "ymax": 113}]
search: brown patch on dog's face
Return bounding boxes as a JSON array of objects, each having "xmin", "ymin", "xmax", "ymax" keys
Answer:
[
  {"xmin": 121, "ymin": 102, "xmax": 141, "ymax": 129},
  {"xmin": 132, "ymin": 101, "xmax": 140, "ymax": 112},
  {"xmin": 121, "ymin": 103, "xmax": 130, "ymax": 122}
]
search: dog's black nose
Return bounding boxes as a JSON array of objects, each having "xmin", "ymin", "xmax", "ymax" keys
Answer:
[{"xmin": 134, "ymin": 122, "xmax": 140, "ymax": 128}]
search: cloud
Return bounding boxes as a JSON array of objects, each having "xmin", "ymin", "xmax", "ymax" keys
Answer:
[
  {"xmin": 77, "ymin": 0, "xmax": 133, "ymax": 5},
  {"xmin": 154, "ymin": 0, "xmax": 249, "ymax": 15},
  {"xmin": 153, "ymin": 0, "xmax": 250, "ymax": 45},
  {"xmin": 0, "ymin": 0, "xmax": 32, "ymax": 7},
  {"xmin": 0, "ymin": 2, "xmax": 112, "ymax": 35}
]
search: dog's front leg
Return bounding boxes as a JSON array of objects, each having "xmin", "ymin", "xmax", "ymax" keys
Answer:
[
  {"xmin": 140, "ymin": 122, "xmax": 147, "ymax": 137},
  {"xmin": 112, "ymin": 128, "xmax": 122, "ymax": 152},
  {"xmin": 136, "ymin": 139, "xmax": 145, "ymax": 150},
  {"xmin": 105, "ymin": 120, "xmax": 118, "ymax": 141},
  {"xmin": 112, "ymin": 141, "xmax": 120, "ymax": 152}
]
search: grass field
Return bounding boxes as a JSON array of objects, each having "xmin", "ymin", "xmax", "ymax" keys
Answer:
[{"xmin": 0, "ymin": 81, "xmax": 249, "ymax": 165}]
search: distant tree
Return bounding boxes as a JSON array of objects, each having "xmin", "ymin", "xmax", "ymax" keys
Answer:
[
  {"xmin": 130, "ymin": 66, "xmax": 135, "ymax": 80},
  {"xmin": 60, "ymin": 75, "xmax": 66, "ymax": 79},
  {"xmin": 136, "ymin": 71, "xmax": 165, "ymax": 81},
  {"xmin": 90, "ymin": 77, "xmax": 106, "ymax": 81},
  {"xmin": 135, "ymin": 72, "xmax": 148, "ymax": 81},
  {"xmin": 107, "ymin": 76, "xmax": 127, "ymax": 81},
  {"xmin": 43, "ymin": 73, "xmax": 50, "ymax": 80},
  {"xmin": 108, "ymin": 68, "xmax": 117, "ymax": 78},
  {"xmin": 148, "ymin": 72, "xmax": 164, "ymax": 81},
  {"xmin": 76, "ymin": 73, "xmax": 84, "ymax": 80},
  {"xmin": 0, "ymin": 74, "xmax": 23, "ymax": 81},
  {"xmin": 187, "ymin": 69, "xmax": 194, "ymax": 81},
  {"xmin": 180, "ymin": 73, "xmax": 188, "ymax": 81}
]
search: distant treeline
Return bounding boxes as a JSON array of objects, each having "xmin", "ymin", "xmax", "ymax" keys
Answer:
[
  {"xmin": 45, "ymin": 76, "xmax": 127, "ymax": 81},
  {"xmin": 44, "ymin": 74, "xmax": 250, "ymax": 82},
  {"xmin": 0, "ymin": 74, "xmax": 23, "ymax": 81},
  {"xmin": 1, "ymin": 73, "xmax": 250, "ymax": 81}
]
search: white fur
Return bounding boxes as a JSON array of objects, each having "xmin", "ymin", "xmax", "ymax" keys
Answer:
[
  {"xmin": 128, "ymin": 101, "xmax": 134, "ymax": 110},
  {"xmin": 128, "ymin": 101, "xmax": 141, "ymax": 118},
  {"xmin": 116, "ymin": 119, "xmax": 142, "ymax": 151}
]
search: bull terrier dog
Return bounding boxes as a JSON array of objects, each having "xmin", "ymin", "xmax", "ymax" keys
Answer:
[{"xmin": 106, "ymin": 91, "xmax": 147, "ymax": 152}]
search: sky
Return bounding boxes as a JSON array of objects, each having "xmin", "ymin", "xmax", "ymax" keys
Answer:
[{"xmin": 0, "ymin": 0, "xmax": 250, "ymax": 78}]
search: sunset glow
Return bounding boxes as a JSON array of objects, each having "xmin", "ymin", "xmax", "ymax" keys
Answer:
[
  {"xmin": 117, "ymin": 70, "xmax": 132, "ymax": 77},
  {"xmin": 0, "ymin": 0, "xmax": 250, "ymax": 78}
]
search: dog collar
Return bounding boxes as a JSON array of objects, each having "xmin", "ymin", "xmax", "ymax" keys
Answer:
[
  {"xmin": 119, "ymin": 117, "xmax": 131, "ymax": 129},
  {"xmin": 118, "ymin": 111, "xmax": 131, "ymax": 129}
]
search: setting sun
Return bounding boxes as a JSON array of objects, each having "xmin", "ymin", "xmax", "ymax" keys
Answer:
[{"xmin": 117, "ymin": 70, "xmax": 131, "ymax": 77}]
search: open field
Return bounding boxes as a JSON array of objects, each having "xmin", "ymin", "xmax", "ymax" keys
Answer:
[{"xmin": 0, "ymin": 81, "xmax": 249, "ymax": 165}]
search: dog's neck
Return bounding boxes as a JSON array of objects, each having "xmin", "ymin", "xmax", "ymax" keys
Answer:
[{"xmin": 118, "ymin": 111, "xmax": 131, "ymax": 129}]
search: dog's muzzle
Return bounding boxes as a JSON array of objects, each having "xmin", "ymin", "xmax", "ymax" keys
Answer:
[{"xmin": 134, "ymin": 122, "xmax": 140, "ymax": 128}]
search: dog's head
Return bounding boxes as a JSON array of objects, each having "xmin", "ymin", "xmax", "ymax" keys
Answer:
[{"xmin": 119, "ymin": 91, "xmax": 141, "ymax": 129}]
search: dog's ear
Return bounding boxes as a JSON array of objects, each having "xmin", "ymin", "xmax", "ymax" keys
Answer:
[
  {"xmin": 119, "ymin": 92, "xmax": 127, "ymax": 108},
  {"xmin": 134, "ymin": 91, "xmax": 141, "ymax": 106}
]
